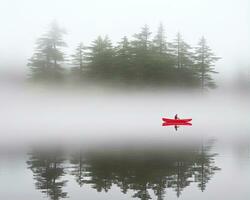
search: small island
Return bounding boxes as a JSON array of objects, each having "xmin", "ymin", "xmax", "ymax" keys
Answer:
[{"xmin": 28, "ymin": 21, "xmax": 220, "ymax": 90}]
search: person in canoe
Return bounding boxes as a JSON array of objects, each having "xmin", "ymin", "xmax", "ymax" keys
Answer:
[
  {"xmin": 174, "ymin": 114, "xmax": 180, "ymax": 131},
  {"xmin": 174, "ymin": 114, "xmax": 179, "ymax": 120}
]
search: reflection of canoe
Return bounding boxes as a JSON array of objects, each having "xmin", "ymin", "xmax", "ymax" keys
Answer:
[
  {"xmin": 162, "ymin": 118, "xmax": 192, "ymax": 123},
  {"xmin": 162, "ymin": 122, "xmax": 192, "ymax": 126}
]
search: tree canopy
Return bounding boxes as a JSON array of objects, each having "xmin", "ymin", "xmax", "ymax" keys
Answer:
[
  {"xmin": 28, "ymin": 22, "xmax": 220, "ymax": 90},
  {"xmin": 28, "ymin": 21, "xmax": 67, "ymax": 82}
]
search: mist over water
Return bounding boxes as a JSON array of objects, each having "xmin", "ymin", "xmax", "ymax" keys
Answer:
[{"xmin": 0, "ymin": 84, "xmax": 249, "ymax": 150}]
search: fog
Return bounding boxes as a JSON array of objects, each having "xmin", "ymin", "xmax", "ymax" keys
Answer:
[
  {"xmin": 0, "ymin": 87, "xmax": 249, "ymax": 152},
  {"xmin": 0, "ymin": 0, "xmax": 249, "ymax": 84}
]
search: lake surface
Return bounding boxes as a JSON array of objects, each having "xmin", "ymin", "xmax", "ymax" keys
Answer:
[
  {"xmin": 1, "ymin": 137, "xmax": 249, "ymax": 200},
  {"xmin": 0, "ymin": 88, "xmax": 249, "ymax": 200}
]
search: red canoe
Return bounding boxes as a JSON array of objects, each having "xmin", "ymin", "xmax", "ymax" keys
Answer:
[{"xmin": 162, "ymin": 118, "xmax": 192, "ymax": 123}]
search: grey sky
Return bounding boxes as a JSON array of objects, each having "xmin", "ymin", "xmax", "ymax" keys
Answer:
[{"xmin": 0, "ymin": 0, "xmax": 249, "ymax": 78}]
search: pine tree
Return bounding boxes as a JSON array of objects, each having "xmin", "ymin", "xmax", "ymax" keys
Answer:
[
  {"xmin": 172, "ymin": 32, "xmax": 193, "ymax": 69},
  {"xmin": 28, "ymin": 21, "xmax": 67, "ymax": 82},
  {"xmin": 71, "ymin": 42, "xmax": 86, "ymax": 71},
  {"xmin": 150, "ymin": 23, "xmax": 178, "ymax": 85},
  {"xmin": 153, "ymin": 23, "xmax": 168, "ymax": 55},
  {"xmin": 132, "ymin": 24, "xmax": 152, "ymax": 52},
  {"xmin": 115, "ymin": 36, "xmax": 131, "ymax": 61},
  {"xmin": 85, "ymin": 36, "xmax": 114, "ymax": 80},
  {"xmin": 114, "ymin": 36, "xmax": 133, "ymax": 81},
  {"xmin": 131, "ymin": 25, "xmax": 153, "ymax": 82},
  {"xmin": 194, "ymin": 36, "xmax": 220, "ymax": 90}
]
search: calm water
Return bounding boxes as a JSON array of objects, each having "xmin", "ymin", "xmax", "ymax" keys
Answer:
[
  {"xmin": 0, "ymin": 134, "xmax": 249, "ymax": 200},
  {"xmin": 0, "ymin": 89, "xmax": 249, "ymax": 200}
]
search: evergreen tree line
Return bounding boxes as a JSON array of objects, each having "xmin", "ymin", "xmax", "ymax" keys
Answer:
[{"xmin": 28, "ymin": 21, "xmax": 220, "ymax": 89}]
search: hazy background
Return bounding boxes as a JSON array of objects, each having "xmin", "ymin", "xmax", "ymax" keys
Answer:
[{"xmin": 0, "ymin": 0, "xmax": 249, "ymax": 85}]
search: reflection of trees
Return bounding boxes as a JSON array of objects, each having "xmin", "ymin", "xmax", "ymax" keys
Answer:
[
  {"xmin": 193, "ymin": 140, "xmax": 220, "ymax": 192},
  {"xmin": 70, "ymin": 152, "xmax": 86, "ymax": 187},
  {"xmin": 26, "ymin": 141, "xmax": 220, "ymax": 200},
  {"xmin": 70, "ymin": 142, "xmax": 220, "ymax": 199},
  {"xmin": 27, "ymin": 150, "xmax": 68, "ymax": 200}
]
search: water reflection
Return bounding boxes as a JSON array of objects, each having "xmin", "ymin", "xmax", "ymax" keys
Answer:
[
  {"xmin": 162, "ymin": 122, "xmax": 192, "ymax": 131},
  {"xmin": 27, "ymin": 140, "xmax": 220, "ymax": 200},
  {"xmin": 26, "ymin": 150, "xmax": 68, "ymax": 200}
]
